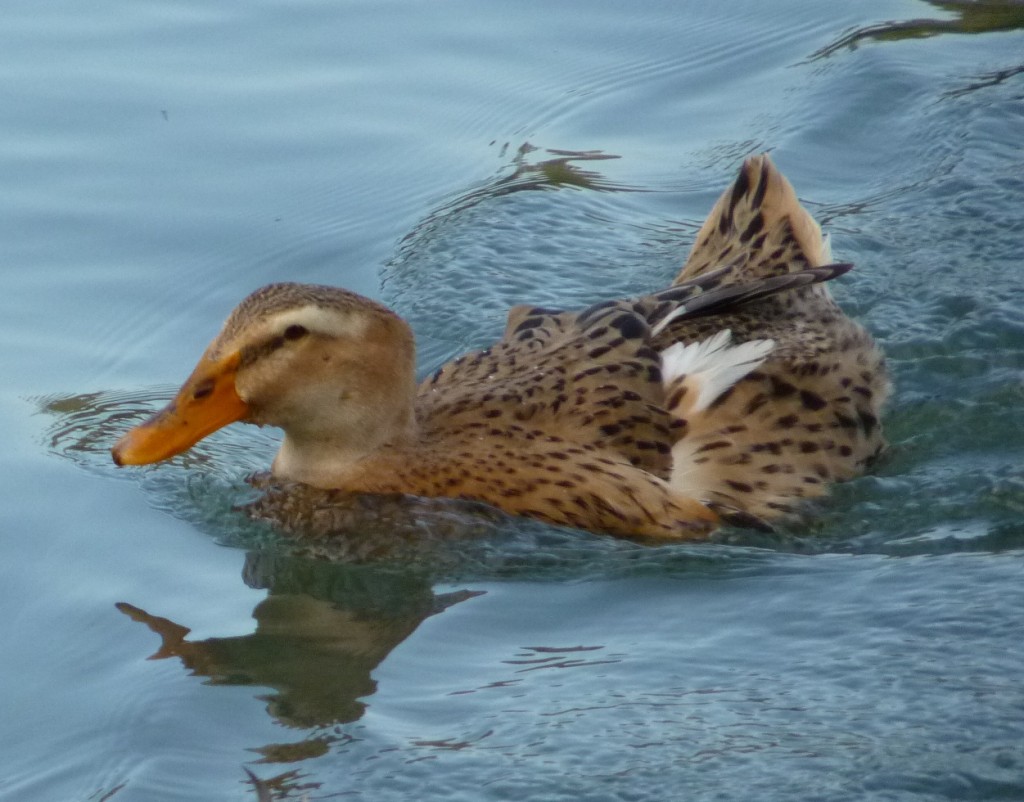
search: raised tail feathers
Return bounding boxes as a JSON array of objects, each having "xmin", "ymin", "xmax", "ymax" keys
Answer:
[{"xmin": 676, "ymin": 154, "xmax": 831, "ymax": 285}]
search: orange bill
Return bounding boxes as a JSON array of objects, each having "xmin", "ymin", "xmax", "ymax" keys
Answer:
[{"xmin": 112, "ymin": 351, "xmax": 248, "ymax": 466}]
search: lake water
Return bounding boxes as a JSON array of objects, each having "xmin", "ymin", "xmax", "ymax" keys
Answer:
[{"xmin": 3, "ymin": 0, "xmax": 1024, "ymax": 799}]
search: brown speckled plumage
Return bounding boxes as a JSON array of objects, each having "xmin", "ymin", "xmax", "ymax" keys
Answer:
[
  {"xmin": 113, "ymin": 155, "xmax": 888, "ymax": 540},
  {"xmin": 657, "ymin": 156, "xmax": 889, "ymax": 521}
]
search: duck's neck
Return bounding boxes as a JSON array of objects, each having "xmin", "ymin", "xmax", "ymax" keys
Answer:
[{"xmin": 271, "ymin": 401, "xmax": 418, "ymax": 489}]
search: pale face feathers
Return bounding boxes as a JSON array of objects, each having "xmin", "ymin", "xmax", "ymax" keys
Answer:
[{"xmin": 221, "ymin": 297, "xmax": 418, "ymax": 483}]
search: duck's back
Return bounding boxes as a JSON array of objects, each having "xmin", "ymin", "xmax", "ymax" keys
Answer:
[{"xmin": 395, "ymin": 155, "xmax": 888, "ymax": 535}]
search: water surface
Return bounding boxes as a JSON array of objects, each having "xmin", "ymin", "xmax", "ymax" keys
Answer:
[{"xmin": 3, "ymin": 0, "xmax": 1024, "ymax": 800}]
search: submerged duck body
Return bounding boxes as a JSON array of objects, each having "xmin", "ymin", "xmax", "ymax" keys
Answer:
[{"xmin": 113, "ymin": 155, "xmax": 888, "ymax": 539}]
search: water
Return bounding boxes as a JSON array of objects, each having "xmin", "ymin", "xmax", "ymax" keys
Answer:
[{"xmin": 3, "ymin": 0, "xmax": 1024, "ymax": 799}]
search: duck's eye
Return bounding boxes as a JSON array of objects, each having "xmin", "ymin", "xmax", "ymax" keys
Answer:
[
  {"xmin": 192, "ymin": 377, "xmax": 215, "ymax": 400},
  {"xmin": 283, "ymin": 324, "xmax": 308, "ymax": 341}
]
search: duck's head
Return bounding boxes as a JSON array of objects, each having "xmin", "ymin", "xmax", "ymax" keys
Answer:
[{"xmin": 111, "ymin": 283, "xmax": 417, "ymax": 486}]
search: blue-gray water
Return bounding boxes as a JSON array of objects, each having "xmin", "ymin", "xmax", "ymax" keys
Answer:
[{"xmin": 3, "ymin": 1, "xmax": 1024, "ymax": 800}]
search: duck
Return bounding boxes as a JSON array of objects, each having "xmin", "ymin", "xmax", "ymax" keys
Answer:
[{"xmin": 112, "ymin": 154, "xmax": 888, "ymax": 540}]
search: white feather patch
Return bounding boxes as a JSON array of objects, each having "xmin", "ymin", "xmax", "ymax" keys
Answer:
[{"xmin": 661, "ymin": 330, "xmax": 774, "ymax": 412}]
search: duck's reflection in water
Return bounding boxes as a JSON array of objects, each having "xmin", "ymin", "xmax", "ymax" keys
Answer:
[{"xmin": 118, "ymin": 551, "xmax": 481, "ymax": 754}]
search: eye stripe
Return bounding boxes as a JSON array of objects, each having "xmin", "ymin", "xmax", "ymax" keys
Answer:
[{"xmin": 192, "ymin": 378, "xmax": 215, "ymax": 400}]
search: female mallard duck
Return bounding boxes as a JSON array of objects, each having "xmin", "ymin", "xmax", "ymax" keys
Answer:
[{"xmin": 113, "ymin": 155, "xmax": 888, "ymax": 539}]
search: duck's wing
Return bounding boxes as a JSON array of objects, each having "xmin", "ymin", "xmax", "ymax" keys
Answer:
[
  {"xmin": 639, "ymin": 261, "xmax": 852, "ymax": 339},
  {"xmin": 419, "ymin": 299, "xmax": 677, "ymax": 481},
  {"xmin": 418, "ymin": 262, "xmax": 853, "ymax": 485}
]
